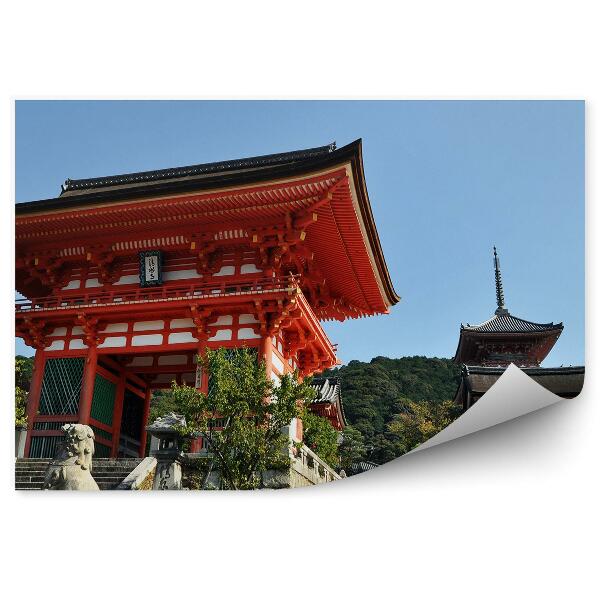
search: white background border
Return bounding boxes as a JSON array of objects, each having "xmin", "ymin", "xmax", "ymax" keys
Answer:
[{"xmin": 1, "ymin": 2, "xmax": 597, "ymax": 599}]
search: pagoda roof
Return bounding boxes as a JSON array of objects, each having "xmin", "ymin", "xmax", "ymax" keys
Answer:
[
  {"xmin": 461, "ymin": 311, "xmax": 563, "ymax": 334},
  {"xmin": 454, "ymin": 310, "xmax": 564, "ymax": 364},
  {"xmin": 454, "ymin": 247, "xmax": 564, "ymax": 365}
]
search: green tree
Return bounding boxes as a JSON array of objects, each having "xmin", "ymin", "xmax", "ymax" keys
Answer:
[
  {"xmin": 301, "ymin": 408, "xmax": 339, "ymax": 468},
  {"xmin": 338, "ymin": 425, "xmax": 366, "ymax": 472},
  {"xmin": 323, "ymin": 356, "xmax": 462, "ymax": 463},
  {"xmin": 149, "ymin": 388, "xmax": 180, "ymax": 425},
  {"xmin": 15, "ymin": 357, "xmax": 30, "ymax": 428},
  {"xmin": 162, "ymin": 347, "xmax": 315, "ymax": 490},
  {"xmin": 386, "ymin": 398, "xmax": 461, "ymax": 454}
]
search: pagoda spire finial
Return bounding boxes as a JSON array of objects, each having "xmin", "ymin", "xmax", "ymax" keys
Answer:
[{"xmin": 493, "ymin": 246, "xmax": 508, "ymax": 315}]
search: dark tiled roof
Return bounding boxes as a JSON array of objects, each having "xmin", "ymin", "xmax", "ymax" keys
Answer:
[
  {"xmin": 462, "ymin": 365, "xmax": 584, "ymax": 397},
  {"xmin": 61, "ymin": 143, "xmax": 336, "ymax": 193},
  {"xmin": 311, "ymin": 377, "xmax": 341, "ymax": 404},
  {"xmin": 461, "ymin": 312, "xmax": 563, "ymax": 334},
  {"xmin": 464, "ymin": 365, "xmax": 584, "ymax": 376},
  {"xmin": 311, "ymin": 377, "xmax": 347, "ymax": 427}
]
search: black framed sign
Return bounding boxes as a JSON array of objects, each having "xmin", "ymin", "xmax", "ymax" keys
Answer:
[{"xmin": 139, "ymin": 250, "xmax": 163, "ymax": 287}]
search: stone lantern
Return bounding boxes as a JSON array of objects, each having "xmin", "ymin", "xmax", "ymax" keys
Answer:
[{"xmin": 146, "ymin": 413, "xmax": 187, "ymax": 490}]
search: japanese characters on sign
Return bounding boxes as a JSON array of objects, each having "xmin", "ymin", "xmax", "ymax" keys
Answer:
[{"xmin": 139, "ymin": 250, "xmax": 163, "ymax": 287}]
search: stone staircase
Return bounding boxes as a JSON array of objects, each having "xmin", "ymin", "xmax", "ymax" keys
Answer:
[{"xmin": 15, "ymin": 458, "xmax": 143, "ymax": 490}]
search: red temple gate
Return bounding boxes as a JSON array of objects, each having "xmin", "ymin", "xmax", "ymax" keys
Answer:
[{"xmin": 16, "ymin": 141, "xmax": 399, "ymax": 457}]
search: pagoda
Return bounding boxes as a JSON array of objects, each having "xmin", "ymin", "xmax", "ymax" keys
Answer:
[
  {"xmin": 16, "ymin": 140, "xmax": 399, "ymax": 459},
  {"xmin": 453, "ymin": 247, "xmax": 583, "ymax": 410}
]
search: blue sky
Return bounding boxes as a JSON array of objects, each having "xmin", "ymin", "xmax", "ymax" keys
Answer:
[{"xmin": 15, "ymin": 100, "xmax": 584, "ymax": 366}]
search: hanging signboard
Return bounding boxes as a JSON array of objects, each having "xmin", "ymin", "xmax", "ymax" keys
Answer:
[{"xmin": 139, "ymin": 250, "xmax": 163, "ymax": 287}]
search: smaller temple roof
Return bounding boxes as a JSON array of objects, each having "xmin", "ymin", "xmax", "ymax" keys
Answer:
[
  {"xmin": 460, "ymin": 365, "xmax": 584, "ymax": 398},
  {"xmin": 311, "ymin": 377, "xmax": 341, "ymax": 404},
  {"xmin": 310, "ymin": 377, "xmax": 347, "ymax": 429}
]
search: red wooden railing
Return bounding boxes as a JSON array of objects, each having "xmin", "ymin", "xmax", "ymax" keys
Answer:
[{"xmin": 15, "ymin": 275, "xmax": 300, "ymax": 313}]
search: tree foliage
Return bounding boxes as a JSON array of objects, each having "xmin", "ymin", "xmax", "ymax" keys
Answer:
[
  {"xmin": 338, "ymin": 426, "xmax": 367, "ymax": 472},
  {"xmin": 15, "ymin": 356, "xmax": 31, "ymax": 428},
  {"xmin": 160, "ymin": 347, "xmax": 315, "ymax": 490},
  {"xmin": 324, "ymin": 356, "xmax": 462, "ymax": 464},
  {"xmin": 300, "ymin": 408, "xmax": 339, "ymax": 468}
]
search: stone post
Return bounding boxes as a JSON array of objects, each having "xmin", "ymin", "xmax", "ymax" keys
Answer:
[
  {"xmin": 15, "ymin": 426, "xmax": 27, "ymax": 458},
  {"xmin": 146, "ymin": 413, "xmax": 187, "ymax": 490}
]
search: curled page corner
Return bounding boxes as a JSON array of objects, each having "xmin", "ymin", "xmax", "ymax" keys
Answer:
[{"xmin": 408, "ymin": 364, "xmax": 567, "ymax": 455}]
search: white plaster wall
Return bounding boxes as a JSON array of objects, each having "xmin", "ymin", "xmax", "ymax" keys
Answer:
[
  {"xmin": 114, "ymin": 274, "xmax": 140, "ymax": 285},
  {"xmin": 163, "ymin": 269, "xmax": 201, "ymax": 281},
  {"xmin": 168, "ymin": 332, "xmax": 199, "ymax": 344},
  {"xmin": 46, "ymin": 340, "xmax": 65, "ymax": 351},
  {"xmin": 239, "ymin": 313, "xmax": 259, "ymax": 324},
  {"xmin": 132, "ymin": 334, "xmax": 163, "ymax": 346},
  {"xmin": 100, "ymin": 322, "xmax": 128, "ymax": 333},
  {"xmin": 240, "ymin": 263, "xmax": 261, "ymax": 274},
  {"xmin": 213, "ymin": 265, "xmax": 235, "ymax": 276},
  {"xmin": 69, "ymin": 339, "xmax": 87, "ymax": 350},
  {"xmin": 170, "ymin": 318, "xmax": 194, "ymax": 329},
  {"xmin": 209, "ymin": 329, "xmax": 232, "ymax": 341},
  {"xmin": 238, "ymin": 327, "xmax": 260, "ymax": 340},
  {"xmin": 209, "ymin": 315, "xmax": 233, "ymax": 326},
  {"xmin": 98, "ymin": 336, "xmax": 127, "ymax": 348},
  {"xmin": 48, "ymin": 327, "xmax": 67, "ymax": 337}
]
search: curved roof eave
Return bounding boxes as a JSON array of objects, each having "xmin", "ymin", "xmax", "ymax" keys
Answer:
[{"xmin": 16, "ymin": 138, "xmax": 400, "ymax": 309}]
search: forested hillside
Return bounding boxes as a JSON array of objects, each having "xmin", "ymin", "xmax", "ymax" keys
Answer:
[{"xmin": 324, "ymin": 356, "xmax": 462, "ymax": 464}]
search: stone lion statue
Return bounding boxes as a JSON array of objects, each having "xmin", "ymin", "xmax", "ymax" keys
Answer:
[{"xmin": 43, "ymin": 424, "xmax": 100, "ymax": 491}]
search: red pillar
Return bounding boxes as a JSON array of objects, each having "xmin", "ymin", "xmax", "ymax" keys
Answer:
[
  {"xmin": 190, "ymin": 342, "xmax": 207, "ymax": 453},
  {"xmin": 110, "ymin": 371, "xmax": 126, "ymax": 458},
  {"xmin": 138, "ymin": 386, "xmax": 151, "ymax": 458},
  {"xmin": 260, "ymin": 335, "xmax": 273, "ymax": 379},
  {"xmin": 78, "ymin": 345, "xmax": 98, "ymax": 425},
  {"xmin": 196, "ymin": 340, "xmax": 208, "ymax": 393},
  {"xmin": 24, "ymin": 349, "xmax": 46, "ymax": 458}
]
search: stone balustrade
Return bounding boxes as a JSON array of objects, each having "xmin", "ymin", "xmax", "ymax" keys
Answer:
[{"xmin": 292, "ymin": 444, "xmax": 341, "ymax": 485}]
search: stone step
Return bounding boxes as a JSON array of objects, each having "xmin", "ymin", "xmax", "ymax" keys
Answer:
[
  {"xmin": 16, "ymin": 476, "xmax": 134, "ymax": 490},
  {"xmin": 16, "ymin": 461, "xmax": 141, "ymax": 468},
  {"xmin": 15, "ymin": 465, "xmax": 137, "ymax": 475},
  {"xmin": 15, "ymin": 457, "xmax": 144, "ymax": 490},
  {"xmin": 14, "ymin": 458, "xmax": 144, "ymax": 490},
  {"xmin": 16, "ymin": 462, "xmax": 139, "ymax": 467},
  {"xmin": 15, "ymin": 456, "xmax": 142, "ymax": 464},
  {"xmin": 16, "ymin": 482, "xmax": 44, "ymax": 490},
  {"xmin": 15, "ymin": 473, "xmax": 129, "ymax": 481}
]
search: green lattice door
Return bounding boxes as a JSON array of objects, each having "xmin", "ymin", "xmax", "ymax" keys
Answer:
[
  {"xmin": 39, "ymin": 357, "xmax": 84, "ymax": 415},
  {"xmin": 31, "ymin": 358, "xmax": 85, "ymax": 457},
  {"xmin": 90, "ymin": 374, "xmax": 116, "ymax": 456}
]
